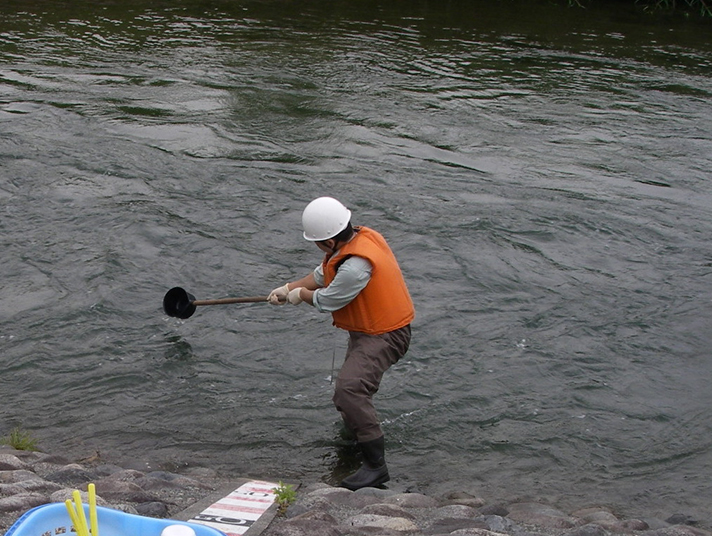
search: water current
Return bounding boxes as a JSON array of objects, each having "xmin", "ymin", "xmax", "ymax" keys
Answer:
[{"xmin": 2, "ymin": 0, "xmax": 712, "ymax": 526}]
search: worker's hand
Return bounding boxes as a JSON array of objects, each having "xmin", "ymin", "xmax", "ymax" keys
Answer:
[
  {"xmin": 287, "ymin": 287, "xmax": 303, "ymax": 305},
  {"xmin": 268, "ymin": 284, "xmax": 290, "ymax": 305}
]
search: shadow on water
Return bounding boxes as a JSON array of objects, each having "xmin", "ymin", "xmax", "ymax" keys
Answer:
[{"xmin": 163, "ymin": 335, "xmax": 194, "ymax": 362}]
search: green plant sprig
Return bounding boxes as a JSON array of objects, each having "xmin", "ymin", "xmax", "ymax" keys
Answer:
[
  {"xmin": 1, "ymin": 426, "xmax": 39, "ymax": 451},
  {"xmin": 272, "ymin": 481, "xmax": 297, "ymax": 514}
]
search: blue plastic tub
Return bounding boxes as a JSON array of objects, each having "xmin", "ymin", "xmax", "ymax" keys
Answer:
[{"xmin": 5, "ymin": 502, "xmax": 227, "ymax": 536}]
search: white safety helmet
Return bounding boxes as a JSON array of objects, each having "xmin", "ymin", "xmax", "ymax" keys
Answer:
[{"xmin": 302, "ymin": 197, "xmax": 352, "ymax": 241}]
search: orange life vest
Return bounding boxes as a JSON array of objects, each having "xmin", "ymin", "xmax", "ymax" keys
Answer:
[{"xmin": 322, "ymin": 226, "xmax": 415, "ymax": 335}]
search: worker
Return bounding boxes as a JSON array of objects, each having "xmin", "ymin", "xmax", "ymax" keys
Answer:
[{"xmin": 268, "ymin": 196, "xmax": 415, "ymax": 490}]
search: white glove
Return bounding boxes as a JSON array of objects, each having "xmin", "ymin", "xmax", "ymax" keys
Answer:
[
  {"xmin": 268, "ymin": 284, "xmax": 290, "ymax": 305},
  {"xmin": 287, "ymin": 287, "xmax": 303, "ymax": 305}
]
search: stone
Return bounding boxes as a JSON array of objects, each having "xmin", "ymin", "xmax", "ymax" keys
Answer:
[
  {"xmin": 135, "ymin": 472, "xmax": 207, "ymax": 491},
  {"xmin": 0, "ymin": 454, "xmax": 31, "ymax": 472},
  {"xmin": 0, "ymin": 470, "xmax": 44, "ymax": 484},
  {"xmin": 353, "ymin": 487, "xmax": 396, "ymax": 499},
  {"xmin": 0, "ymin": 483, "xmax": 24, "ymax": 497},
  {"xmin": 666, "ymin": 515, "xmax": 698, "ymax": 527},
  {"xmin": 436, "ymin": 504, "xmax": 480, "ymax": 518},
  {"xmin": 445, "ymin": 491, "xmax": 486, "ymax": 509},
  {"xmin": 326, "ymin": 491, "xmax": 382, "ymax": 509},
  {"xmin": 384, "ymin": 493, "xmax": 439, "ymax": 508},
  {"xmin": 135, "ymin": 501, "xmax": 169, "ymax": 517},
  {"xmin": 291, "ymin": 510, "xmax": 338, "ymax": 524},
  {"xmin": 563, "ymin": 523, "xmax": 609, "ymax": 536},
  {"xmin": 573, "ymin": 508, "xmax": 620, "ymax": 526},
  {"xmin": 508, "ymin": 502, "xmax": 578, "ymax": 529},
  {"xmin": 105, "ymin": 469, "xmax": 145, "ymax": 482},
  {"xmin": 93, "ymin": 479, "xmax": 159, "ymax": 503},
  {"xmin": 309, "ymin": 487, "xmax": 354, "ymax": 499},
  {"xmin": 620, "ymin": 519, "xmax": 649, "ymax": 531},
  {"xmin": 44, "ymin": 464, "xmax": 97, "ymax": 486},
  {"xmin": 361, "ymin": 503, "xmax": 416, "ymax": 520},
  {"xmin": 0, "ymin": 492, "xmax": 48, "ymax": 513},
  {"xmin": 479, "ymin": 514, "xmax": 520, "ymax": 533},
  {"xmin": 426, "ymin": 517, "xmax": 489, "ymax": 534},
  {"xmin": 644, "ymin": 528, "xmax": 711, "ymax": 536},
  {"xmin": 50, "ymin": 488, "xmax": 109, "ymax": 506},
  {"xmin": 346, "ymin": 513, "xmax": 420, "ymax": 532},
  {"xmin": 479, "ymin": 504, "xmax": 510, "ymax": 517},
  {"xmin": 448, "ymin": 529, "xmax": 509, "ymax": 536},
  {"xmin": 264, "ymin": 518, "xmax": 342, "ymax": 536}
]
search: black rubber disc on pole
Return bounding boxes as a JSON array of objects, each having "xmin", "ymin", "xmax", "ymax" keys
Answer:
[{"xmin": 163, "ymin": 287, "xmax": 197, "ymax": 319}]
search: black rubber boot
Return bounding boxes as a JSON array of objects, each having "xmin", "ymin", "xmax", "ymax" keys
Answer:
[{"xmin": 340, "ymin": 436, "xmax": 389, "ymax": 490}]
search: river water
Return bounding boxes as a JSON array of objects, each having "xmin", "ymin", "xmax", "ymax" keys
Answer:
[{"xmin": 2, "ymin": 0, "xmax": 712, "ymax": 525}]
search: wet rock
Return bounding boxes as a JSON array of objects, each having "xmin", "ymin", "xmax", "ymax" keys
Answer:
[
  {"xmin": 264, "ymin": 518, "xmax": 343, "ymax": 536},
  {"xmin": 0, "ymin": 454, "xmax": 31, "ymax": 472},
  {"xmin": 136, "ymin": 471, "xmax": 212, "ymax": 491},
  {"xmin": 135, "ymin": 501, "xmax": 170, "ymax": 517},
  {"xmin": 1, "ymin": 483, "xmax": 26, "ymax": 498},
  {"xmin": 480, "ymin": 504, "xmax": 511, "ymax": 517},
  {"xmin": 291, "ymin": 510, "xmax": 339, "ymax": 524},
  {"xmin": 620, "ymin": 520, "xmax": 650, "ymax": 532},
  {"xmin": 0, "ymin": 470, "xmax": 44, "ymax": 484},
  {"xmin": 50, "ymin": 488, "xmax": 110, "ymax": 506},
  {"xmin": 93, "ymin": 463, "xmax": 127, "ymax": 477},
  {"xmin": 103, "ymin": 469, "xmax": 145, "ymax": 483},
  {"xmin": 563, "ymin": 523, "xmax": 609, "ymax": 536},
  {"xmin": 385, "ymin": 493, "xmax": 439, "ymax": 509},
  {"xmin": 325, "ymin": 490, "xmax": 383, "ymax": 509},
  {"xmin": 644, "ymin": 527, "xmax": 711, "ymax": 536},
  {"xmin": 479, "ymin": 514, "xmax": 521, "ymax": 534},
  {"xmin": 13, "ymin": 479, "xmax": 63, "ymax": 494},
  {"xmin": 362, "ymin": 503, "xmax": 417, "ymax": 520},
  {"xmin": 353, "ymin": 487, "xmax": 394, "ymax": 499},
  {"xmin": 444, "ymin": 491, "xmax": 486, "ymax": 509},
  {"xmin": 93, "ymin": 479, "xmax": 161, "ymax": 503},
  {"xmin": 666, "ymin": 516, "xmax": 699, "ymax": 527},
  {"xmin": 425, "ymin": 517, "xmax": 489, "ymax": 534},
  {"xmin": 44, "ymin": 464, "xmax": 97, "ymax": 486},
  {"xmin": 508, "ymin": 503, "xmax": 579, "ymax": 529},
  {"xmin": 573, "ymin": 508, "xmax": 620, "ymax": 527},
  {"xmin": 288, "ymin": 495, "xmax": 338, "ymax": 518},
  {"xmin": 346, "ymin": 513, "xmax": 420, "ymax": 532},
  {"xmin": 0, "ymin": 492, "xmax": 48, "ymax": 513},
  {"xmin": 439, "ymin": 529, "xmax": 505, "ymax": 536},
  {"xmin": 436, "ymin": 504, "xmax": 481, "ymax": 519}
]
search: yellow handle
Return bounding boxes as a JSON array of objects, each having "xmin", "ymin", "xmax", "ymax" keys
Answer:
[
  {"xmin": 70, "ymin": 491, "xmax": 90, "ymax": 536},
  {"xmin": 64, "ymin": 500, "xmax": 81, "ymax": 534},
  {"xmin": 88, "ymin": 483, "xmax": 99, "ymax": 536}
]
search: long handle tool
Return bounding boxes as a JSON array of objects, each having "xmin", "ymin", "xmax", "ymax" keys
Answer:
[{"xmin": 163, "ymin": 287, "xmax": 267, "ymax": 319}]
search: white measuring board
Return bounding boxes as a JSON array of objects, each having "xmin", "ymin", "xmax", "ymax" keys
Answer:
[{"xmin": 189, "ymin": 480, "xmax": 277, "ymax": 536}]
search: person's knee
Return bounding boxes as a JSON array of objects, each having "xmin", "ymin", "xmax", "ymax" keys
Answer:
[{"xmin": 333, "ymin": 377, "xmax": 364, "ymax": 408}]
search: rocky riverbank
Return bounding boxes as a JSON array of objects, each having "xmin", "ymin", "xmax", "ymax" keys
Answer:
[
  {"xmin": 269, "ymin": 483, "xmax": 710, "ymax": 536},
  {"xmin": 1, "ymin": 446, "xmax": 709, "ymax": 536},
  {"xmin": 0, "ymin": 446, "xmax": 232, "ymax": 534}
]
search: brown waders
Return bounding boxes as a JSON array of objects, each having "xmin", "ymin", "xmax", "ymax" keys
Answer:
[{"xmin": 333, "ymin": 324, "xmax": 411, "ymax": 490}]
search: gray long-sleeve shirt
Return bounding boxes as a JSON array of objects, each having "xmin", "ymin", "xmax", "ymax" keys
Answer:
[{"xmin": 312, "ymin": 256, "xmax": 372, "ymax": 313}]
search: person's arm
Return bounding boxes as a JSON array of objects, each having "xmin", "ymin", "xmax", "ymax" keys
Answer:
[
  {"xmin": 308, "ymin": 257, "xmax": 372, "ymax": 310},
  {"xmin": 268, "ymin": 270, "xmax": 322, "ymax": 305},
  {"xmin": 271, "ymin": 257, "xmax": 372, "ymax": 308}
]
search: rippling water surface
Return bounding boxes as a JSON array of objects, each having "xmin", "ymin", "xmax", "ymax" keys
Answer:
[{"xmin": 2, "ymin": 0, "xmax": 712, "ymax": 524}]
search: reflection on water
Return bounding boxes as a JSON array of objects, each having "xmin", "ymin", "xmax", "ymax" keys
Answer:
[
  {"xmin": 2, "ymin": 0, "xmax": 712, "ymax": 525},
  {"xmin": 164, "ymin": 335, "xmax": 194, "ymax": 362}
]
